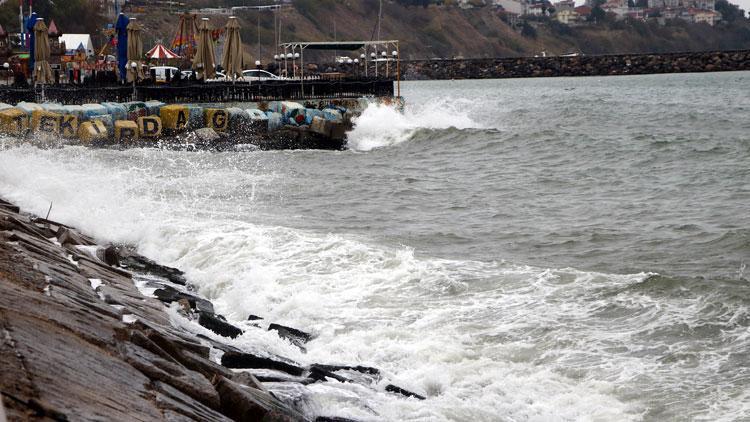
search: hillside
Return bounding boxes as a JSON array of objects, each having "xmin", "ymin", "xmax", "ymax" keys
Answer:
[{"xmin": 1, "ymin": 0, "xmax": 749, "ymax": 61}]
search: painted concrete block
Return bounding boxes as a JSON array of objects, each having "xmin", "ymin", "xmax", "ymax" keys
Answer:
[
  {"xmin": 63, "ymin": 105, "xmax": 85, "ymax": 122},
  {"xmin": 59, "ymin": 114, "xmax": 79, "ymax": 139},
  {"xmin": 114, "ymin": 120, "xmax": 139, "ymax": 142},
  {"xmin": 322, "ymin": 108, "xmax": 343, "ymax": 122},
  {"xmin": 101, "ymin": 102, "xmax": 128, "ymax": 121},
  {"xmin": 186, "ymin": 105, "xmax": 204, "ymax": 129},
  {"xmin": 204, "ymin": 108, "xmax": 228, "ymax": 132},
  {"xmin": 0, "ymin": 103, "xmax": 13, "ymax": 112},
  {"xmin": 137, "ymin": 116, "xmax": 162, "ymax": 139},
  {"xmin": 246, "ymin": 109, "xmax": 268, "ymax": 120},
  {"xmin": 31, "ymin": 110, "xmax": 61, "ymax": 135},
  {"xmin": 17, "ymin": 102, "xmax": 43, "ymax": 116},
  {"xmin": 310, "ymin": 116, "xmax": 331, "ymax": 138},
  {"xmin": 77, "ymin": 120, "xmax": 108, "ymax": 144},
  {"xmin": 304, "ymin": 108, "xmax": 323, "ymax": 125},
  {"xmin": 90, "ymin": 115, "xmax": 114, "ymax": 132},
  {"xmin": 160, "ymin": 105, "xmax": 189, "ymax": 132},
  {"xmin": 0, "ymin": 108, "xmax": 29, "ymax": 136},
  {"xmin": 266, "ymin": 111, "xmax": 282, "ymax": 131},
  {"xmin": 144, "ymin": 100, "xmax": 165, "ymax": 116},
  {"xmin": 81, "ymin": 104, "xmax": 108, "ymax": 121},
  {"xmin": 40, "ymin": 103, "xmax": 65, "ymax": 114},
  {"xmin": 123, "ymin": 101, "xmax": 147, "ymax": 121}
]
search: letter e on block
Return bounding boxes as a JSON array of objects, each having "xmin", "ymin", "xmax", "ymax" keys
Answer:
[{"xmin": 32, "ymin": 110, "xmax": 61, "ymax": 135}]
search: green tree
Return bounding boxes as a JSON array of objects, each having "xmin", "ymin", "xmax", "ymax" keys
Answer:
[{"xmin": 715, "ymin": 0, "xmax": 746, "ymax": 23}]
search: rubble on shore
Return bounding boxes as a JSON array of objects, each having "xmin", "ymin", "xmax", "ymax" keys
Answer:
[{"xmin": 0, "ymin": 197, "xmax": 424, "ymax": 421}]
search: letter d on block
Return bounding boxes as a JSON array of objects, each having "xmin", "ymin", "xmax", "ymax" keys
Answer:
[
  {"xmin": 114, "ymin": 120, "xmax": 139, "ymax": 143},
  {"xmin": 137, "ymin": 116, "xmax": 162, "ymax": 139}
]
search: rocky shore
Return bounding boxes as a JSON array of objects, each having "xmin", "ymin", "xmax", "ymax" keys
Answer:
[
  {"xmin": 401, "ymin": 49, "xmax": 750, "ymax": 80},
  {"xmin": 0, "ymin": 198, "xmax": 423, "ymax": 421}
]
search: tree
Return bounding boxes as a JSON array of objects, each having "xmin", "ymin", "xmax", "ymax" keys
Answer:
[
  {"xmin": 521, "ymin": 21, "xmax": 537, "ymax": 38},
  {"xmin": 715, "ymin": 0, "xmax": 746, "ymax": 23},
  {"xmin": 588, "ymin": 6, "xmax": 607, "ymax": 22}
]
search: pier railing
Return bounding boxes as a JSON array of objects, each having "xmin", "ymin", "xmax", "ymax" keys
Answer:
[{"xmin": 0, "ymin": 79, "xmax": 395, "ymax": 105}]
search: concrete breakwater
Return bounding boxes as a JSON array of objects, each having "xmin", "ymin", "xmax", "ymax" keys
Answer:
[
  {"xmin": 401, "ymin": 50, "xmax": 750, "ymax": 80},
  {"xmin": 0, "ymin": 198, "xmax": 424, "ymax": 421},
  {"xmin": 0, "ymin": 97, "xmax": 400, "ymax": 151}
]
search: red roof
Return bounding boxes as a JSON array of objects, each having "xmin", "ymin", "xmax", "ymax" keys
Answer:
[
  {"xmin": 574, "ymin": 5, "xmax": 592, "ymax": 15},
  {"xmin": 48, "ymin": 20, "xmax": 59, "ymax": 35},
  {"xmin": 146, "ymin": 43, "xmax": 180, "ymax": 60}
]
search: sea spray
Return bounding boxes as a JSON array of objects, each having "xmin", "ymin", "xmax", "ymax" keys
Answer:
[{"xmin": 347, "ymin": 98, "xmax": 481, "ymax": 151}]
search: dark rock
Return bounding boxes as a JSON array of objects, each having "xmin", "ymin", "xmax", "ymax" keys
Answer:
[
  {"xmin": 310, "ymin": 364, "xmax": 380, "ymax": 376},
  {"xmin": 101, "ymin": 245, "xmax": 120, "ymax": 267},
  {"xmin": 198, "ymin": 311, "xmax": 243, "ymax": 339},
  {"xmin": 307, "ymin": 366, "xmax": 349, "ymax": 384},
  {"xmin": 154, "ymin": 285, "xmax": 215, "ymax": 314},
  {"xmin": 56, "ymin": 226, "xmax": 96, "ymax": 246},
  {"xmin": 118, "ymin": 252, "xmax": 187, "ymax": 285},
  {"xmin": 221, "ymin": 351, "xmax": 304, "ymax": 377},
  {"xmin": 316, "ymin": 417, "xmax": 361, "ymax": 422},
  {"xmin": 247, "ymin": 314, "xmax": 264, "ymax": 321},
  {"xmin": 385, "ymin": 384, "xmax": 426, "ymax": 400},
  {"xmin": 212, "ymin": 376, "xmax": 305, "ymax": 422},
  {"xmin": 269, "ymin": 323, "xmax": 312, "ymax": 347}
]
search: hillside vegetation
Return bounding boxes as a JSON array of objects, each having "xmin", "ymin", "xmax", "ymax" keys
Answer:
[{"xmin": 0, "ymin": 0, "xmax": 749, "ymax": 61}]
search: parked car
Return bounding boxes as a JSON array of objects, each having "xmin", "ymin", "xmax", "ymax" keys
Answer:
[
  {"xmin": 241, "ymin": 69, "xmax": 284, "ymax": 81},
  {"xmin": 151, "ymin": 66, "xmax": 179, "ymax": 83}
]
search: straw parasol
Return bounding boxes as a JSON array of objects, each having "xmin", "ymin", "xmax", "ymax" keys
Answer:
[
  {"xmin": 126, "ymin": 19, "xmax": 145, "ymax": 83},
  {"xmin": 192, "ymin": 18, "xmax": 216, "ymax": 80},
  {"xmin": 222, "ymin": 17, "xmax": 244, "ymax": 81},
  {"xmin": 32, "ymin": 19, "xmax": 53, "ymax": 84}
]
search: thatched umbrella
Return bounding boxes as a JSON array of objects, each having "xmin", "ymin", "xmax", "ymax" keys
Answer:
[
  {"xmin": 222, "ymin": 16, "xmax": 243, "ymax": 81},
  {"xmin": 192, "ymin": 18, "xmax": 216, "ymax": 80},
  {"xmin": 32, "ymin": 19, "xmax": 53, "ymax": 84},
  {"xmin": 126, "ymin": 19, "xmax": 145, "ymax": 83}
]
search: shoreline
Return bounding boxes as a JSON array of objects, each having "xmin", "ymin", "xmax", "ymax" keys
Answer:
[{"xmin": 0, "ymin": 197, "xmax": 423, "ymax": 421}]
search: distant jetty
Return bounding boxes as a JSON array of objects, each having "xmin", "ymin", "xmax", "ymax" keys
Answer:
[{"xmin": 402, "ymin": 49, "xmax": 750, "ymax": 80}]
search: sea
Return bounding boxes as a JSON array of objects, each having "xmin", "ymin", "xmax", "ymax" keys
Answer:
[{"xmin": 0, "ymin": 71, "xmax": 749, "ymax": 421}]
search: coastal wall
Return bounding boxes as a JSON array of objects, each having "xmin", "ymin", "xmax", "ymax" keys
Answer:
[{"xmin": 401, "ymin": 50, "xmax": 750, "ymax": 80}]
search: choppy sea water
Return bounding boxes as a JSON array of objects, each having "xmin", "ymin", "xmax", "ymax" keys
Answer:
[{"xmin": 1, "ymin": 72, "xmax": 749, "ymax": 421}]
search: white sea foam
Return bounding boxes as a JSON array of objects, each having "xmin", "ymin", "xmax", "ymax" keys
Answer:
[{"xmin": 347, "ymin": 99, "xmax": 481, "ymax": 151}]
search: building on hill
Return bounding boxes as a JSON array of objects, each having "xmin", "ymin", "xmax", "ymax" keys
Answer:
[
  {"xmin": 493, "ymin": 0, "xmax": 527, "ymax": 15},
  {"xmin": 60, "ymin": 34, "xmax": 95, "ymax": 57},
  {"xmin": 555, "ymin": 8, "xmax": 582, "ymax": 23}
]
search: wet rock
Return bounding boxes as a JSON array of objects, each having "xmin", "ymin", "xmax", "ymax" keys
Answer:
[
  {"xmin": 307, "ymin": 366, "xmax": 349, "ymax": 384},
  {"xmin": 154, "ymin": 285, "xmax": 215, "ymax": 314},
  {"xmin": 100, "ymin": 245, "xmax": 120, "ymax": 267},
  {"xmin": 247, "ymin": 314, "xmax": 264, "ymax": 321},
  {"xmin": 198, "ymin": 311, "xmax": 243, "ymax": 339},
  {"xmin": 310, "ymin": 364, "xmax": 380, "ymax": 376},
  {"xmin": 269, "ymin": 323, "xmax": 312, "ymax": 349},
  {"xmin": 118, "ymin": 251, "xmax": 187, "ymax": 285},
  {"xmin": 194, "ymin": 127, "xmax": 220, "ymax": 144},
  {"xmin": 212, "ymin": 376, "xmax": 305, "ymax": 422},
  {"xmin": 385, "ymin": 384, "xmax": 426, "ymax": 400},
  {"xmin": 56, "ymin": 226, "xmax": 96, "ymax": 246},
  {"xmin": 315, "ymin": 417, "xmax": 361, "ymax": 422},
  {"xmin": 221, "ymin": 351, "xmax": 304, "ymax": 376}
]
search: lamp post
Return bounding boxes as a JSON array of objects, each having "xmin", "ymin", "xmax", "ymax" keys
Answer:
[
  {"xmin": 131, "ymin": 61, "xmax": 137, "ymax": 99},
  {"xmin": 371, "ymin": 52, "xmax": 377, "ymax": 78},
  {"xmin": 273, "ymin": 54, "xmax": 279, "ymax": 76},
  {"xmin": 353, "ymin": 58, "xmax": 359, "ymax": 78},
  {"xmin": 360, "ymin": 53, "xmax": 366, "ymax": 78},
  {"xmin": 293, "ymin": 52, "xmax": 299, "ymax": 79},
  {"xmin": 285, "ymin": 52, "xmax": 292, "ymax": 78},
  {"xmin": 3, "ymin": 62, "xmax": 8, "ymax": 86}
]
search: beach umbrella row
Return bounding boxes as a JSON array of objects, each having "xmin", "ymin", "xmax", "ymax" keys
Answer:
[
  {"xmin": 126, "ymin": 19, "xmax": 144, "ymax": 83},
  {"xmin": 32, "ymin": 19, "xmax": 53, "ymax": 84}
]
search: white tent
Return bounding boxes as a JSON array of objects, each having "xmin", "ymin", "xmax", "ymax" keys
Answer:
[{"xmin": 60, "ymin": 34, "xmax": 95, "ymax": 57}]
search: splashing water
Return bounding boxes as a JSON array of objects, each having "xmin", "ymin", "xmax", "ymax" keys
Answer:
[{"xmin": 347, "ymin": 98, "xmax": 481, "ymax": 151}]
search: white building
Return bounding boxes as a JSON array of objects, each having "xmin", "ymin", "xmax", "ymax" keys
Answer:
[
  {"xmin": 493, "ymin": 0, "xmax": 527, "ymax": 14},
  {"xmin": 60, "ymin": 34, "xmax": 95, "ymax": 57}
]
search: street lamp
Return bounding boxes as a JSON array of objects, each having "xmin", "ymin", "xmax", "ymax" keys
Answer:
[
  {"xmin": 130, "ymin": 61, "xmax": 137, "ymax": 99},
  {"xmin": 3, "ymin": 62, "xmax": 8, "ymax": 86},
  {"xmin": 360, "ymin": 53, "xmax": 367, "ymax": 77}
]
